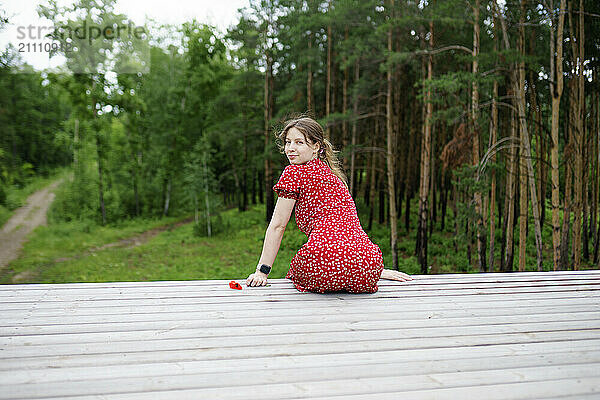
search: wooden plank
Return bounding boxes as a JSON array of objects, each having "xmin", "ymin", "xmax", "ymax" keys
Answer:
[
  {"xmin": 2, "ymin": 309, "xmax": 598, "ymax": 340},
  {"xmin": 2, "ymin": 282, "xmax": 599, "ymax": 303},
  {"xmin": 1, "ymin": 327, "xmax": 599, "ymax": 360},
  {"xmin": 544, "ymin": 395, "xmax": 600, "ymax": 400},
  {"xmin": 1, "ymin": 291, "xmax": 598, "ymax": 315},
  {"xmin": 2, "ymin": 294, "xmax": 597, "ymax": 317},
  {"xmin": 1, "ymin": 299, "xmax": 597, "ymax": 321},
  {"xmin": 2, "ymin": 304, "xmax": 597, "ymax": 334},
  {"xmin": 2, "ymin": 287, "xmax": 599, "ymax": 312},
  {"xmin": 2, "ymin": 356, "xmax": 600, "ymax": 399},
  {"xmin": 307, "ymin": 377, "xmax": 600, "ymax": 400},
  {"xmin": 1, "ymin": 277, "xmax": 599, "ymax": 298},
  {"xmin": 2, "ymin": 310, "xmax": 599, "ymax": 346},
  {"xmin": 3, "ymin": 364, "xmax": 598, "ymax": 400},
  {"xmin": 3, "ymin": 348, "xmax": 599, "ymax": 386},
  {"xmin": 2, "ymin": 336, "xmax": 599, "ymax": 373},
  {"xmin": 0, "ymin": 270, "xmax": 598, "ymax": 293}
]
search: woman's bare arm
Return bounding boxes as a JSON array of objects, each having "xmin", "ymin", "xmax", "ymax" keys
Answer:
[{"xmin": 247, "ymin": 197, "xmax": 296, "ymax": 287}]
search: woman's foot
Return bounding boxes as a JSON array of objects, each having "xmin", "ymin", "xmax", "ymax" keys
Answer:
[{"xmin": 380, "ymin": 269, "xmax": 413, "ymax": 282}]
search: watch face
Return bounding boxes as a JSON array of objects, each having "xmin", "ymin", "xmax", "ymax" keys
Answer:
[{"xmin": 260, "ymin": 265, "xmax": 271, "ymax": 274}]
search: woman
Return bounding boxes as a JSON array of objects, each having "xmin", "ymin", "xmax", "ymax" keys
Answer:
[{"xmin": 246, "ymin": 117, "xmax": 412, "ymax": 292}]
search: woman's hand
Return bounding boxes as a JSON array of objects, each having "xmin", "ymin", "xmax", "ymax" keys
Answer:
[{"xmin": 246, "ymin": 271, "xmax": 268, "ymax": 287}]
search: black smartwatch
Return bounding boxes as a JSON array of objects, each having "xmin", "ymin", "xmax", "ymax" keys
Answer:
[{"xmin": 258, "ymin": 264, "xmax": 272, "ymax": 275}]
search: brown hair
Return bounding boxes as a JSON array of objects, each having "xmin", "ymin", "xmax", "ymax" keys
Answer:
[{"xmin": 276, "ymin": 116, "xmax": 348, "ymax": 189}]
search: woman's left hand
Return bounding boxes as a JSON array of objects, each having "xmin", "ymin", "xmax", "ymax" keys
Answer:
[{"xmin": 246, "ymin": 271, "xmax": 268, "ymax": 287}]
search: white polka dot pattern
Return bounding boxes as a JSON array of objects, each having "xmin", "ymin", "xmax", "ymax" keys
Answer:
[{"xmin": 273, "ymin": 157, "xmax": 385, "ymax": 294}]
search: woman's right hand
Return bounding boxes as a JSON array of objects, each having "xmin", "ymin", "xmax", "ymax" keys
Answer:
[{"xmin": 246, "ymin": 271, "xmax": 268, "ymax": 287}]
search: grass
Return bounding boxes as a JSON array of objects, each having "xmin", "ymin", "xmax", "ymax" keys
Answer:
[{"xmin": 0, "ymin": 215, "xmax": 187, "ymax": 283}]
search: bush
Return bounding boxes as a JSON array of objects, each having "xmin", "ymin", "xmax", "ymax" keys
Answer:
[
  {"xmin": 192, "ymin": 212, "xmax": 228, "ymax": 237},
  {"xmin": 48, "ymin": 172, "xmax": 99, "ymax": 223}
]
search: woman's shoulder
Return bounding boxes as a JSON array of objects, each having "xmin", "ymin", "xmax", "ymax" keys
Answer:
[{"xmin": 281, "ymin": 159, "xmax": 316, "ymax": 174}]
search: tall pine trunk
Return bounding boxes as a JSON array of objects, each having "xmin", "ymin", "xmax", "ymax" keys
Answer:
[
  {"xmin": 549, "ymin": 0, "xmax": 566, "ymax": 270},
  {"xmin": 569, "ymin": 0, "xmax": 585, "ymax": 270},
  {"xmin": 504, "ymin": 96, "xmax": 517, "ymax": 271},
  {"xmin": 91, "ymin": 79, "xmax": 107, "ymax": 225},
  {"xmin": 264, "ymin": 35, "xmax": 274, "ymax": 223},
  {"xmin": 591, "ymin": 87, "xmax": 600, "ymax": 264},
  {"xmin": 471, "ymin": 0, "xmax": 486, "ymax": 272},
  {"xmin": 386, "ymin": 0, "xmax": 398, "ymax": 269},
  {"xmin": 417, "ymin": 18, "xmax": 434, "ymax": 274},
  {"xmin": 342, "ymin": 27, "xmax": 349, "ymax": 170},
  {"xmin": 350, "ymin": 59, "xmax": 360, "ymax": 197},
  {"xmin": 307, "ymin": 33, "xmax": 314, "ymax": 113},
  {"xmin": 325, "ymin": 0, "xmax": 332, "ymax": 139},
  {"xmin": 488, "ymin": 47, "xmax": 499, "ymax": 272}
]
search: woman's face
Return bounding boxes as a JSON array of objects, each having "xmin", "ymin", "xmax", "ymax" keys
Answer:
[{"xmin": 284, "ymin": 127, "xmax": 319, "ymax": 165}]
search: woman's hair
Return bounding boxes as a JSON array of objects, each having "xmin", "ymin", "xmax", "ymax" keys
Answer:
[{"xmin": 276, "ymin": 116, "xmax": 349, "ymax": 189}]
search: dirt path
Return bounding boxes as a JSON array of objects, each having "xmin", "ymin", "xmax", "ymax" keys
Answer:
[{"xmin": 0, "ymin": 179, "xmax": 63, "ymax": 268}]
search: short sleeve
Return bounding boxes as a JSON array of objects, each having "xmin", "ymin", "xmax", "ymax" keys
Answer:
[{"xmin": 273, "ymin": 164, "xmax": 302, "ymax": 200}]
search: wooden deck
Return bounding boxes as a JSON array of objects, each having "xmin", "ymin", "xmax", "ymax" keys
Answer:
[{"xmin": 0, "ymin": 270, "xmax": 599, "ymax": 399}]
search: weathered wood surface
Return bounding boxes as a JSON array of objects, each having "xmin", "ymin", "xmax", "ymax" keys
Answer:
[{"xmin": 0, "ymin": 270, "xmax": 599, "ymax": 399}]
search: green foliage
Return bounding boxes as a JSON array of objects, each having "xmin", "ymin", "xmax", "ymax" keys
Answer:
[
  {"xmin": 192, "ymin": 213, "xmax": 226, "ymax": 237},
  {"xmin": 49, "ymin": 167, "xmax": 99, "ymax": 223},
  {"xmin": 451, "ymin": 163, "xmax": 492, "ymax": 249}
]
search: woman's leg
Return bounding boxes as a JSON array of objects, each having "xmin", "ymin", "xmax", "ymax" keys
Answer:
[{"xmin": 380, "ymin": 269, "xmax": 413, "ymax": 281}]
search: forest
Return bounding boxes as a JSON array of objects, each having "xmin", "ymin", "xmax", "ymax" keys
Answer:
[{"xmin": 1, "ymin": 0, "xmax": 599, "ymax": 278}]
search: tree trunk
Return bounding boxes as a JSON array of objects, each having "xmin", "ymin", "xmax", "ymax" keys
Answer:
[
  {"xmin": 471, "ymin": 0, "xmax": 486, "ymax": 272},
  {"xmin": 386, "ymin": 0, "xmax": 398, "ymax": 269},
  {"xmin": 73, "ymin": 118, "xmax": 79, "ymax": 167},
  {"xmin": 518, "ymin": 132, "xmax": 528, "ymax": 272},
  {"xmin": 96, "ymin": 132, "xmax": 107, "ymax": 225},
  {"xmin": 264, "ymin": 43, "xmax": 274, "ymax": 223},
  {"xmin": 342, "ymin": 27, "xmax": 349, "ymax": 170},
  {"xmin": 515, "ymin": 0, "xmax": 525, "ymax": 272},
  {"xmin": 488, "ymin": 52, "xmax": 499, "ymax": 272},
  {"xmin": 561, "ymin": 156, "xmax": 573, "ymax": 269},
  {"xmin": 405, "ymin": 100, "xmax": 416, "ymax": 233},
  {"xmin": 350, "ymin": 58, "xmax": 359, "ymax": 196},
  {"xmin": 569, "ymin": 0, "xmax": 585, "ymax": 270},
  {"xmin": 163, "ymin": 177, "xmax": 171, "ymax": 217},
  {"xmin": 368, "ymin": 136, "xmax": 378, "ymax": 232},
  {"xmin": 325, "ymin": 0, "xmax": 332, "ymax": 139},
  {"xmin": 592, "ymin": 88, "xmax": 600, "ymax": 263},
  {"xmin": 91, "ymin": 80, "xmax": 107, "ymax": 225},
  {"xmin": 307, "ymin": 32, "xmax": 314, "ymax": 113},
  {"xmin": 203, "ymin": 154, "xmax": 212, "ymax": 237},
  {"xmin": 429, "ymin": 123, "xmax": 436, "ymax": 236},
  {"xmin": 549, "ymin": 0, "xmax": 566, "ymax": 270},
  {"xmin": 504, "ymin": 95, "xmax": 517, "ymax": 272},
  {"xmin": 417, "ymin": 18, "xmax": 434, "ymax": 274}
]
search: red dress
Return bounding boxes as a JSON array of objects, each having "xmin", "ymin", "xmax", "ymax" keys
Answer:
[{"xmin": 273, "ymin": 157, "xmax": 385, "ymax": 294}]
